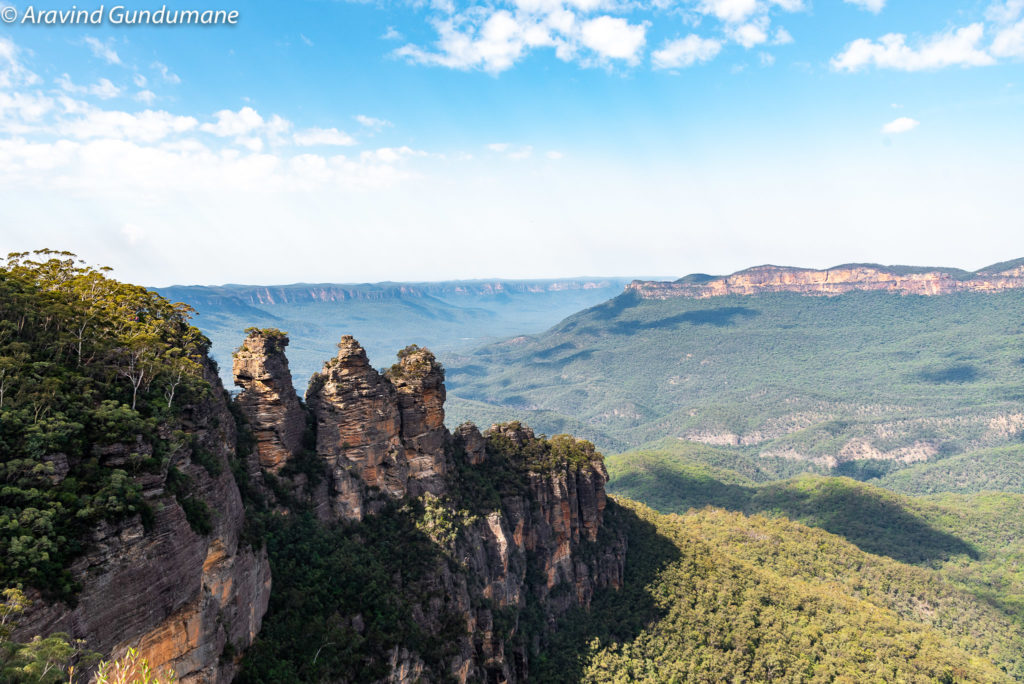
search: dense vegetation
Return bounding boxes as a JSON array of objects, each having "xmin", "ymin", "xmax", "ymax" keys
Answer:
[
  {"xmin": 238, "ymin": 425, "xmax": 603, "ymax": 682},
  {"xmin": 603, "ymin": 444, "xmax": 1024, "ymax": 674},
  {"xmin": 445, "ymin": 290, "xmax": 1024, "ymax": 483},
  {"xmin": 534, "ymin": 499, "xmax": 1021, "ymax": 682},
  {"xmin": 157, "ymin": 279, "xmax": 631, "ymax": 393},
  {"xmin": 877, "ymin": 443, "xmax": 1024, "ymax": 494},
  {"xmin": 0, "ymin": 251, "xmax": 210, "ymax": 597},
  {"xmin": 236, "ymin": 501, "xmax": 468, "ymax": 683}
]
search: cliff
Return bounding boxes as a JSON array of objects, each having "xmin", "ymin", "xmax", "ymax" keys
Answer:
[
  {"xmin": 5, "ymin": 286, "xmax": 622, "ymax": 684},
  {"xmin": 234, "ymin": 335, "xmax": 627, "ymax": 682},
  {"xmin": 629, "ymin": 260, "xmax": 1024, "ymax": 299},
  {"xmin": 159, "ymin": 278, "xmax": 629, "ymax": 308},
  {"xmin": 14, "ymin": 361, "xmax": 271, "ymax": 683},
  {"xmin": 232, "ymin": 329, "xmax": 305, "ymax": 474}
]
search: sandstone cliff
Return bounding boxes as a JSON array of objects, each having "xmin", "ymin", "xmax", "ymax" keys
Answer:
[
  {"xmin": 232, "ymin": 329, "xmax": 305, "ymax": 474},
  {"xmin": 304, "ymin": 337, "xmax": 450, "ymax": 520},
  {"xmin": 421, "ymin": 422, "xmax": 626, "ymax": 682},
  {"xmin": 15, "ymin": 361, "xmax": 271, "ymax": 683},
  {"xmin": 629, "ymin": 260, "xmax": 1024, "ymax": 300},
  {"xmin": 236, "ymin": 335, "xmax": 626, "ymax": 682}
]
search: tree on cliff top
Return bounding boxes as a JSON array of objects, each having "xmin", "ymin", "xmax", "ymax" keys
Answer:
[{"xmin": 0, "ymin": 251, "xmax": 211, "ymax": 597}]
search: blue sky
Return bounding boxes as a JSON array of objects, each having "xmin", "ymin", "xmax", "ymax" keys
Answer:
[{"xmin": 1, "ymin": 0, "xmax": 1023, "ymax": 285}]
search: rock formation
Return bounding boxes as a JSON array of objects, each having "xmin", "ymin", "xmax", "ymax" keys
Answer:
[
  {"xmin": 305, "ymin": 337, "xmax": 451, "ymax": 520},
  {"xmin": 233, "ymin": 329, "xmax": 305, "ymax": 473},
  {"xmin": 269, "ymin": 337, "xmax": 626, "ymax": 681},
  {"xmin": 629, "ymin": 261, "xmax": 1024, "ymax": 300},
  {"xmin": 388, "ymin": 345, "xmax": 449, "ymax": 496},
  {"xmin": 15, "ymin": 361, "xmax": 271, "ymax": 683},
  {"xmin": 18, "ymin": 330, "xmax": 625, "ymax": 684}
]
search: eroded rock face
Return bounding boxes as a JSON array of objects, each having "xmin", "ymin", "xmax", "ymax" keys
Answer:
[
  {"xmin": 15, "ymin": 362, "xmax": 271, "ymax": 683},
  {"xmin": 269, "ymin": 335, "xmax": 626, "ymax": 681},
  {"xmin": 233, "ymin": 329, "xmax": 305, "ymax": 474},
  {"xmin": 629, "ymin": 263, "xmax": 1024, "ymax": 300},
  {"xmin": 305, "ymin": 338, "xmax": 453, "ymax": 520},
  {"xmin": 403, "ymin": 423, "xmax": 626, "ymax": 683},
  {"xmin": 306, "ymin": 336, "xmax": 409, "ymax": 520},
  {"xmin": 387, "ymin": 345, "xmax": 448, "ymax": 497},
  {"xmin": 453, "ymin": 422, "xmax": 487, "ymax": 465}
]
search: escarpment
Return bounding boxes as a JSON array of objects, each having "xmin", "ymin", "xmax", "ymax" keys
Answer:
[
  {"xmin": 9, "ymin": 308, "xmax": 623, "ymax": 684},
  {"xmin": 234, "ymin": 334, "xmax": 627, "ymax": 682},
  {"xmin": 15, "ymin": 360, "xmax": 272, "ymax": 684},
  {"xmin": 630, "ymin": 260, "xmax": 1024, "ymax": 299}
]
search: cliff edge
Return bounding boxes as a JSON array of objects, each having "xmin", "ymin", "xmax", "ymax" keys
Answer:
[{"xmin": 629, "ymin": 259, "xmax": 1024, "ymax": 299}]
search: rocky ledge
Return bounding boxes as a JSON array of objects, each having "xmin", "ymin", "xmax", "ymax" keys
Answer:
[{"xmin": 629, "ymin": 261, "xmax": 1024, "ymax": 299}]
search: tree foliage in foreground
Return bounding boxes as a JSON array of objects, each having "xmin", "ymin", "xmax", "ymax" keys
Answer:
[{"xmin": 0, "ymin": 251, "xmax": 210, "ymax": 597}]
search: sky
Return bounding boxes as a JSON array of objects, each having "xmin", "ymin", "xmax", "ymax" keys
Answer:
[{"xmin": 0, "ymin": 0, "xmax": 1023, "ymax": 286}]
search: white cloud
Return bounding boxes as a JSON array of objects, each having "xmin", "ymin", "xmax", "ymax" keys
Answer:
[
  {"xmin": 0, "ymin": 37, "xmax": 40, "ymax": 88},
  {"xmin": 59, "ymin": 108, "xmax": 199, "ymax": 143},
  {"xmin": 293, "ymin": 127, "xmax": 357, "ymax": 146},
  {"xmin": 201, "ymin": 107, "xmax": 265, "ymax": 137},
  {"xmin": 300, "ymin": 34, "xmax": 315, "ymax": 47},
  {"xmin": 133, "ymin": 74, "xmax": 147, "ymax": 88},
  {"xmin": 844, "ymin": 0, "xmax": 885, "ymax": 13},
  {"xmin": 56, "ymin": 74, "xmax": 122, "ymax": 100},
  {"xmin": 508, "ymin": 145, "xmax": 533, "ymax": 159},
  {"xmin": 382, "ymin": 26, "xmax": 404, "ymax": 41},
  {"xmin": 831, "ymin": 24, "xmax": 995, "ymax": 71},
  {"xmin": 486, "ymin": 142, "xmax": 534, "ymax": 158},
  {"xmin": 546, "ymin": 150, "xmax": 564, "ymax": 159},
  {"xmin": 0, "ymin": 91, "xmax": 55, "ymax": 124},
  {"xmin": 395, "ymin": 2, "xmax": 650, "ymax": 72},
  {"xmin": 359, "ymin": 146, "xmax": 425, "ymax": 164},
  {"xmin": 354, "ymin": 114, "xmax": 393, "ymax": 130},
  {"xmin": 134, "ymin": 90, "xmax": 157, "ymax": 105},
  {"xmin": 580, "ymin": 16, "xmax": 647, "ymax": 64},
  {"xmin": 759, "ymin": 51, "xmax": 776, "ymax": 66},
  {"xmin": 652, "ymin": 35, "xmax": 722, "ymax": 69},
  {"xmin": 882, "ymin": 117, "xmax": 919, "ymax": 134},
  {"xmin": 728, "ymin": 18, "xmax": 769, "ymax": 47},
  {"xmin": 396, "ymin": 11, "xmax": 533, "ymax": 73},
  {"xmin": 986, "ymin": 0, "xmax": 1024, "ymax": 24},
  {"xmin": 83, "ymin": 37, "xmax": 122, "ymax": 65},
  {"xmin": 700, "ymin": 0, "xmax": 760, "ymax": 24},
  {"xmin": 773, "ymin": 27, "xmax": 793, "ymax": 45},
  {"xmin": 152, "ymin": 61, "xmax": 181, "ymax": 84},
  {"xmin": 992, "ymin": 19, "xmax": 1024, "ymax": 57},
  {"xmin": 769, "ymin": 0, "xmax": 803, "ymax": 9}
]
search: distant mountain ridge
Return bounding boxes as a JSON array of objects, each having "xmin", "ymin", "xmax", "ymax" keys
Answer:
[
  {"xmin": 630, "ymin": 258, "xmax": 1024, "ymax": 299},
  {"xmin": 154, "ymin": 277, "xmax": 637, "ymax": 394},
  {"xmin": 162, "ymin": 278, "xmax": 629, "ymax": 307}
]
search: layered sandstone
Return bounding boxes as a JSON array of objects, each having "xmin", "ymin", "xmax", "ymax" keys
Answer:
[
  {"xmin": 386, "ymin": 345, "xmax": 449, "ymax": 496},
  {"xmin": 266, "ymin": 335, "xmax": 626, "ymax": 681},
  {"xmin": 364, "ymin": 422, "xmax": 625, "ymax": 683},
  {"xmin": 15, "ymin": 361, "xmax": 271, "ymax": 683},
  {"xmin": 306, "ymin": 336, "xmax": 413, "ymax": 520},
  {"xmin": 233, "ymin": 329, "xmax": 305, "ymax": 473},
  {"xmin": 629, "ymin": 261, "xmax": 1024, "ymax": 300}
]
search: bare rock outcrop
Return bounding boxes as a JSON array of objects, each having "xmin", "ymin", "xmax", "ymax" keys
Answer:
[
  {"xmin": 386, "ymin": 345, "xmax": 448, "ymax": 496},
  {"xmin": 15, "ymin": 362, "xmax": 271, "ymax": 683},
  {"xmin": 305, "ymin": 338, "xmax": 453, "ymax": 520},
  {"xmin": 414, "ymin": 422, "xmax": 626, "ymax": 682},
  {"xmin": 306, "ymin": 336, "xmax": 409, "ymax": 520},
  {"xmin": 629, "ymin": 261, "xmax": 1024, "ymax": 300},
  {"xmin": 232, "ymin": 328, "xmax": 305, "ymax": 474}
]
